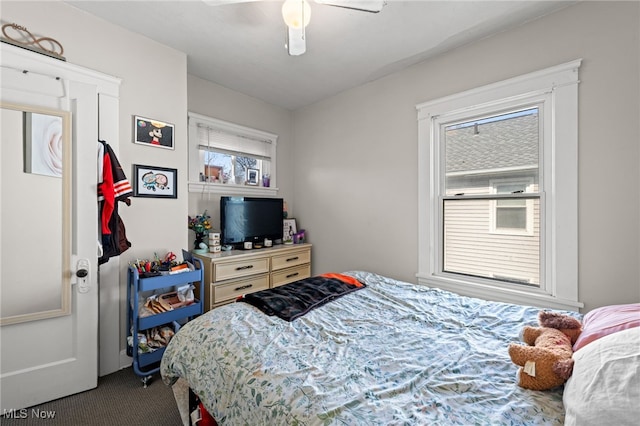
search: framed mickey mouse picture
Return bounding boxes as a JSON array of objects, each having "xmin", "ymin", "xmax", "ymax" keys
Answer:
[{"xmin": 133, "ymin": 115, "xmax": 174, "ymax": 150}]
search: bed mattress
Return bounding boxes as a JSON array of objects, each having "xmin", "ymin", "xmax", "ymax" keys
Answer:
[{"xmin": 161, "ymin": 271, "xmax": 572, "ymax": 425}]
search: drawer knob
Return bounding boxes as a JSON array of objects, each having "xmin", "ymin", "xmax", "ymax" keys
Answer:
[
  {"xmin": 235, "ymin": 265, "xmax": 254, "ymax": 271},
  {"xmin": 235, "ymin": 284, "xmax": 253, "ymax": 291},
  {"xmin": 286, "ymin": 256, "xmax": 299, "ymax": 262}
]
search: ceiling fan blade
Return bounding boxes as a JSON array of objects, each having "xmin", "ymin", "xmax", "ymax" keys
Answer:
[
  {"xmin": 202, "ymin": 0, "xmax": 262, "ymax": 6},
  {"xmin": 314, "ymin": 0, "xmax": 385, "ymax": 13},
  {"xmin": 285, "ymin": 26, "xmax": 306, "ymax": 56}
]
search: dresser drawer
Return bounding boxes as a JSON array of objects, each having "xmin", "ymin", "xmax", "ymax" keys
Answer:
[
  {"xmin": 195, "ymin": 243, "xmax": 312, "ymax": 311},
  {"xmin": 212, "ymin": 274, "xmax": 270, "ymax": 305},
  {"xmin": 271, "ymin": 264, "xmax": 311, "ymax": 288},
  {"xmin": 214, "ymin": 257, "xmax": 269, "ymax": 281},
  {"xmin": 271, "ymin": 248, "xmax": 311, "ymax": 271}
]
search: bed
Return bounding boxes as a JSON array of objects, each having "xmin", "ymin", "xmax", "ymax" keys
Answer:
[{"xmin": 160, "ymin": 271, "xmax": 602, "ymax": 425}]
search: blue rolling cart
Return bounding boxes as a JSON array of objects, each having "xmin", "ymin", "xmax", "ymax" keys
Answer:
[{"xmin": 127, "ymin": 257, "xmax": 203, "ymax": 387}]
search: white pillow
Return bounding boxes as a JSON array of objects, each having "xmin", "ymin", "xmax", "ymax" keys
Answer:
[{"xmin": 563, "ymin": 327, "xmax": 640, "ymax": 425}]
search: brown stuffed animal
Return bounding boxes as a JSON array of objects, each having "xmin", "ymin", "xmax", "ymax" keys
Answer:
[{"xmin": 508, "ymin": 311, "xmax": 582, "ymax": 391}]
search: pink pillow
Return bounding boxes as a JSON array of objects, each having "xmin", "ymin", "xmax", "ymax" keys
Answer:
[{"xmin": 573, "ymin": 303, "xmax": 640, "ymax": 351}]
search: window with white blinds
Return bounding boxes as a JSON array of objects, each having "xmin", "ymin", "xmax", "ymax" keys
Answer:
[
  {"xmin": 196, "ymin": 125, "xmax": 272, "ymax": 160},
  {"xmin": 188, "ymin": 112, "xmax": 277, "ymax": 193}
]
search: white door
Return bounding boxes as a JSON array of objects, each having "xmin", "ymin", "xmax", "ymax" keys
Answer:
[{"xmin": 0, "ymin": 44, "xmax": 120, "ymax": 411}]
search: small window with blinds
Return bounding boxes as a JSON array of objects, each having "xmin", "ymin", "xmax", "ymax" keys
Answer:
[{"xmin": 188, "ymin": 112, "xmax": 277, "ymax": 190}]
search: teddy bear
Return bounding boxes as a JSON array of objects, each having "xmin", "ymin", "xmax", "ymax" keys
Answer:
[{"xmin": 508, "ymin": 311, "xmax": 582, "ymax": 391}]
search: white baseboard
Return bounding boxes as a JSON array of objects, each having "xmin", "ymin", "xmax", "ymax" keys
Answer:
[{"xmin": 119, "ymin": 349, "xmax": 132, "ymax": 371}]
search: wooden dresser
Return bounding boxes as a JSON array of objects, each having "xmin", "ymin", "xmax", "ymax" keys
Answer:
[{"xmin": 194, "ymin": 243, "xmax": 312, "ymax": 310}]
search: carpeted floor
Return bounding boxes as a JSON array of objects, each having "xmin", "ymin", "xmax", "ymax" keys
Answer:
[{"xmin": 0, "ymin": 367, "xmax": 183, "ymax": 425}]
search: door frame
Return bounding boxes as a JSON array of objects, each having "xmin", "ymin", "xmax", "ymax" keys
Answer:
[{"xmin": 0, "ymin": 43, "xmax": 121, "ymax": 410}]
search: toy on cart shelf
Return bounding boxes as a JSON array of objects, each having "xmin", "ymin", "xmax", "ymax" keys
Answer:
[
  {"xmin": 127, "ymin": 324, "xmax": 175, "ymax": 355},
  {"xmin": 143, "ymin": 284, "xmax": 196, "ymax": 315},
  {"xmin": 129, "ymin": 251, "xmax": 193, "ymax": 278}
]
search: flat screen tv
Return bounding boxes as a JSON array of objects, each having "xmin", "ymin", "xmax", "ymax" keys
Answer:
[{"xmin": 220, "ymin": 196, "xmax": 283, "ymax": 246}]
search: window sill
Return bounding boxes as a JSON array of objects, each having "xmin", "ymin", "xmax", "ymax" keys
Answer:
[
  {"xmin": 188, "ymin": 181, "xmax": 278, "ymax": 197},
  {"xmin": 416, "ymin": 273, "xmax": 583, "ymax": 312}
]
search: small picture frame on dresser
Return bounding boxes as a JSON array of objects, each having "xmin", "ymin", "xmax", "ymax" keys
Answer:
[{"xmin": 283, "ymin": 218, "xmax": 297, "ymax": 244}]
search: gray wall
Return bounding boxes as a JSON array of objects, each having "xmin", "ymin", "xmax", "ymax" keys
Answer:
[
  {"xmin": 1, "ymin": 0, "xmax": 189, "ymax": 373},
  {"xmin": 186, "ymin": 75, "xmax": 295, "ymax": 232},
  {"xmin": 2, "ymin": 1, "xmax": 638, "ymax": 383},
  {"xmin": 292, "ymin": 1, "xmax": 640, "ymax": 313},
  {"xmin": 2, "ymin": 1, "xmax": 190, "ymax": 253}
]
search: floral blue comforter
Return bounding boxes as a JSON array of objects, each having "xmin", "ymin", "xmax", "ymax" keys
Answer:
[{"xmin": 161, "ymin": 271, "xmax": 573, "ymax": 425}]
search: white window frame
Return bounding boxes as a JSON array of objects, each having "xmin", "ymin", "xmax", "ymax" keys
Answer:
[
  {"xmin": 188, "ymin": 111, "xmax": 278, "ymax": 196},
  {"xmin": 416, "ymin": 60, "xmax": 583, "ymax": 311}
]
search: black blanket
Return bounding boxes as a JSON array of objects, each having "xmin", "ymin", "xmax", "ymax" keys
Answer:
[{"xmin": 238, "ymin": 274, "xmax": 365, "ymax": 321}]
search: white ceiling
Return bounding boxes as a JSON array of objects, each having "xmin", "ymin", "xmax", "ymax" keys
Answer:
[{"xmin": 66, "ymin": 0, "xmax": 574, "ymax": 110}]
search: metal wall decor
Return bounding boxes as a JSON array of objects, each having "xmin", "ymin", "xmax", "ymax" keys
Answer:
[{"xmin": 1, "ymin": 23, "xmax": 65, "ymax": 61}]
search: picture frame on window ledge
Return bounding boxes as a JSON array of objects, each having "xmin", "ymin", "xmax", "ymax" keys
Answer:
[
  {"xmin": 283, "ymin": 218, "xmax": 297, "ymax": 244},
  {"xmin": 246, "ymin": 168, "xmax": 259, "ymax": 186},
  {"xmin": 132, "ymin": 164, "xmax": 178, "ymax": 198},
  {"xmin": 133, "ymin": 115, "xmax": 174, "ymax": 150}
]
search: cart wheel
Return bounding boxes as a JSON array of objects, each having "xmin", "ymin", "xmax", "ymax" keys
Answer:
[{"xmin": 141, "ymin": 375, "xmax": 153, "ymax": 388}]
